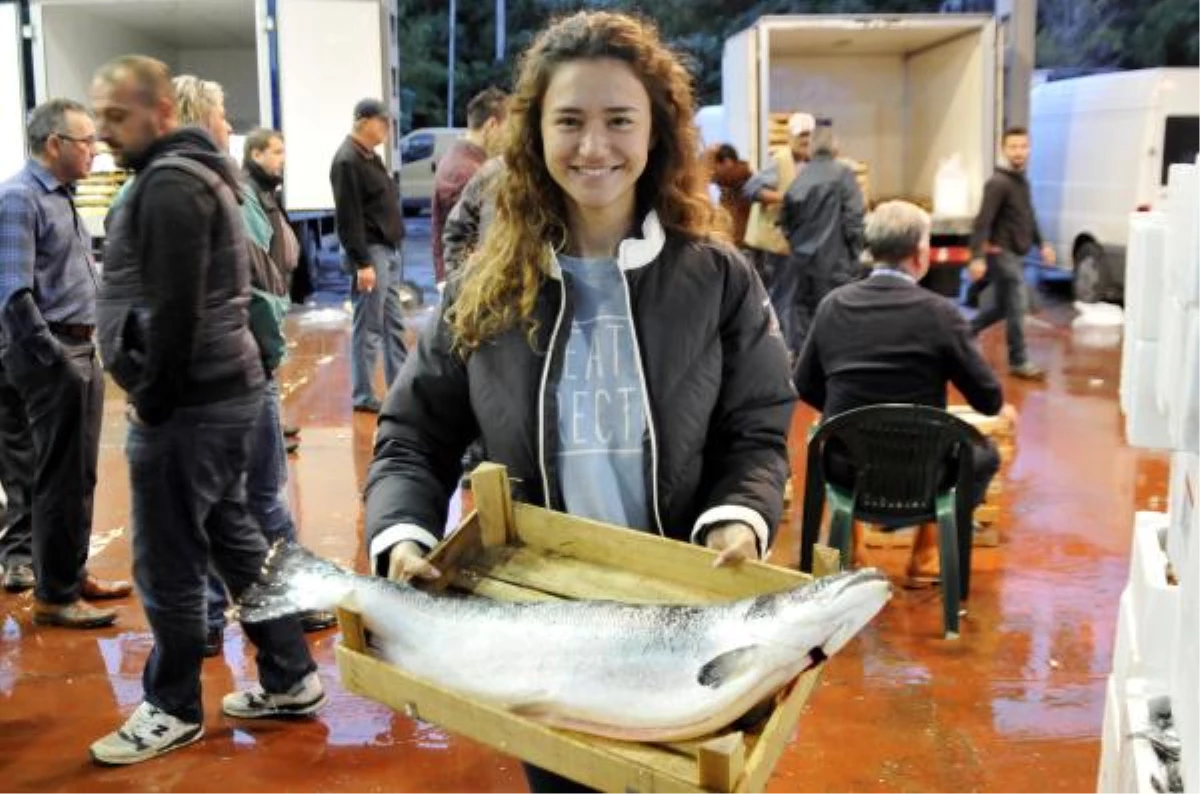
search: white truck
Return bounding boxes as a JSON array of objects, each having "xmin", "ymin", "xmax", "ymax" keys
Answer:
[
  {"xmin": 2, "ymin": 0, "xmax": 399, "ymax": 245},
  {"xmin": 1028, "ymin": 67, "xmax": 1200, "ymax": 303},
  {"xmin": 721, "ymin": 13, "xmax": 1010, "ymax": 295}
]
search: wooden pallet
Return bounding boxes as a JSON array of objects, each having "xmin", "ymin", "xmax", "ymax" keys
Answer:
[{"xmin": 335, "ymin": 463, "xmax": 840, "ymax": 792}]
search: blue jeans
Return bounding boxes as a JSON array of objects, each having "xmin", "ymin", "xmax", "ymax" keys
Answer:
[
  {"xmin": 969, "ymin": 251, "xmax": 1029, "ymax": 368},
  {"xmin": 350, "ymin": 245, "xmax": 407, "ymax": 407},
  {"xmin": 127, "ymin": 390, "xmax": 314, "ymax": 723},
  {"xmin": 206, "ymin": 378, "xmax": 294, "ymax": 630}
]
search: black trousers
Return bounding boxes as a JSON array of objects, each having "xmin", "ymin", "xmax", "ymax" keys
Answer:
[
  {"xmin": 0, "ymin": 361, "xmax": 35, "ymax": 569},
  {"xmin": 126, "ymin": 390, "xmax": 315, "ymax": 723},
  {"xmin": 4, "ymin": 337, "xmax": 103, "ymax": 602}
]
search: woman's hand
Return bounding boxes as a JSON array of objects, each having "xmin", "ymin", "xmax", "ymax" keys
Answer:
[
  {"xmin": 386, "ymin": 541, "xmax": 442, "ymax": 582},
  {"xmin": 704, "ymin": 521, "xmax": 760, "ymax": 567}
]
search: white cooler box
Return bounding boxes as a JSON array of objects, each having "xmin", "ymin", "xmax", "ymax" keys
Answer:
[{"xmin": 1125, "ymin": 341, "xmax": 1172, "ymax": 449}]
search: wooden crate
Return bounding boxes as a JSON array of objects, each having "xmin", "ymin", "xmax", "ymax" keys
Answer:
[{"xmin": 335, "ymin": 463, "xmax": 839, "ymax": 793}]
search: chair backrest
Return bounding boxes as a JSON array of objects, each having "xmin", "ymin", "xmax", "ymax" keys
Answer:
[{"xmin": 808, "ymin": 403, "xmax": 987, "ymax": 521}]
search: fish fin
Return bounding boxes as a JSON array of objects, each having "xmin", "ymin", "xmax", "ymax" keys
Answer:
[
  {"xmin": 697, "ymin": 645, "xmax": 764, "ymax": 689},
  {"xmin": 233, "ymin": 541, "xmax": 350, "ymax": 623}
]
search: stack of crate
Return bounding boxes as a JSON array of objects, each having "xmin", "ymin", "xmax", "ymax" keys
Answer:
[
  {"xmin": 945, "ymin": 405, "xmax": 1016, "ymax": 529},
  {"xmin": 1101, "ymin": 158, "xmax": 1199, "ymax": 793}
]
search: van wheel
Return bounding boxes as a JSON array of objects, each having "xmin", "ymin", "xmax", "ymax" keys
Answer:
[{"xmin": 1073, "ymin": 242, "xmax": 1107, "ymax": 303}]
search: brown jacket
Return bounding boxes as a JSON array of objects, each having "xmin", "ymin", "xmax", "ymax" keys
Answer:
[{"xmin": 713, "ymin": 160, "xmax": 753, "ymax": 245}]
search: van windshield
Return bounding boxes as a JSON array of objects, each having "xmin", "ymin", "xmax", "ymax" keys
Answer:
[{"xmin": 1162, "ymin": 115, "xmax": 1199, "ymax": 186}]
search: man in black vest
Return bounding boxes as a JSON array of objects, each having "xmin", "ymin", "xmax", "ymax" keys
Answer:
[{"xmin": 88, "ymin": 55, "xmax": 322, "ymax": 766}]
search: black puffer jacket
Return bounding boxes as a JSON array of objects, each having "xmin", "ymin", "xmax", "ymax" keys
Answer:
[
  {"xmin": 364, "ymin": 213, "xmax": 796, "ymax": 570},
  {"xmin": 98, "ymin": 128, "xmax": 263, "ymax": 424}
]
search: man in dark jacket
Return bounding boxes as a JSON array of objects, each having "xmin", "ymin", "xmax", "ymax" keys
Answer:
[
  {"xmin": 432, "ymin": 87, "xmax": 506, "ymax": 285},
  {"xmin": 778, "ymin": 121, "xmax": 865, "ymax": 356},
  {"xmin": 794, "ymin": 200, "xmax": 1013, "ymax": 582},
  {"xmin": 89, "ymin": 55, "xmax": 322, "ymax": 766},
  {"xmin": 330, "ymin": 98, "xmax": 406, "ymax": 413},
  {"xmin": 968, "ymin": 126, "xmax": 1056, "ymax": 380}
]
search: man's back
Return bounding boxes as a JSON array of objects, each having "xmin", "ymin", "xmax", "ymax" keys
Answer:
[{"xmin": 794, "ymin": 274, "xmax": 1002, "ymax": 418}]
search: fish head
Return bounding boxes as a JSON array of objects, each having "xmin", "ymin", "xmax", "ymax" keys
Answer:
[{"xmin": 744, "ymin": 567, "xmax": 891, "ymax": 662}]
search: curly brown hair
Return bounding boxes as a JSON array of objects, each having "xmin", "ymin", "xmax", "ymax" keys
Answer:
[{"xmin": 448, "ymin": 10, "xmax": 726, "ymax": 352}]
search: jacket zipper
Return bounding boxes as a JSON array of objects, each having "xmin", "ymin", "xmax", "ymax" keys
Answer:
[
  {"xmin": 617, "ymin": 255, "xmax": 665, "ymax": 537},
  {"xmin": 537, "ymin": 277, "xmax": 568, "ymax": 511}
]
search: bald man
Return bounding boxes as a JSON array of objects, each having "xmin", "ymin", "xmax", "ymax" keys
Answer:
[{"xmin": 88, "ymin": 55, "xmax": 322, "ymax": 766}]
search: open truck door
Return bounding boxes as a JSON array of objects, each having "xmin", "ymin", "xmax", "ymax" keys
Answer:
[{"xmin": 1, "ymin": 0, "xmax": 29, "ymax": 178}]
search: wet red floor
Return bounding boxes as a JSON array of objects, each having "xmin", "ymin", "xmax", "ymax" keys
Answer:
[{"xmin": 0, "ymin": 301, "xmax": 1167, "ymax": 792}]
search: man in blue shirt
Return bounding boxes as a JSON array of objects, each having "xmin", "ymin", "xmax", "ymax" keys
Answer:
[{"xmin": 0, "ymin": 98, "xmax": 129, "ymax": 627}]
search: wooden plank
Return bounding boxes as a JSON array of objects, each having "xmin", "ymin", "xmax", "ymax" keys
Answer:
[
  {"xmin": 336, "ymin": 644, "xmax": 700, "ymax": 792},
  {"xmin": 738, "ymin": 670, "xmax": 823, "ymax": 793},
  {"xmin": 812, "ymin": 545, "xmax": 842, "ymax": 579},
  {"xmin": 336, "ymin": 607, "xmax": 366, "ymax": 653},
  {"xmin": 512, "ymin": 503, "xmax": 809, "ymax": 599},
  {"xmin": 448, "ymin": 567, "xmax": 560, "ymax": 602},
  {"xmin": 470, "ymin": 463, "xmax": 514, "ymax": 548},
  {"xmin": 423, "ymin": 512, "xmax": 484, "ymax": 593},
  {"xmin": 697, "ymin": 732, "xmax": 746, "ymax": 792},
  {"xmin": 473, "ymin": 546, "xmax": 718, "ymax": 604},
  {"xmin": 973, "ymin": 504, "xmax": 1000, "ymax": 525}
]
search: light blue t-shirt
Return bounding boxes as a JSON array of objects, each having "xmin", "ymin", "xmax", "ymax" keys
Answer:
[{"xmin": 555, "ymin": 254, "xmax": 650, "ymax": 531}]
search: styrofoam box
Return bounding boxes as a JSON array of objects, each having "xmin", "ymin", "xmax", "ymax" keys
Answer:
[
  {"xmin": 1167, "ymin": 452, "xmax": 1198, "ymax": 576},
  {"xmin": 1169, "ymin": 501, "xmax": 1199, "ymax": 794},
  {"xmin": 1125, "ymin": 211, "xmax": 1170, "ymax": 341},
  {"xmin": 1119, "ymin": 686, "xmax": 1178, "ymax": 794},
  {"xmin": 1121, "ymin": 304, "xmax": 1136, "ymax": 416},
  {"xmin": 1165, "ymin": 163, "xmax": 1199, "ymax": 302},
  {"xmin": 1170, "ymin": 305, "xmax": 1199, "ymax": 452},
  {"xmin": 1127, "ymin": 513, "xmax": 1180, "ymax": 679},
  {"xmin": 1155, "ymin": 297, "xmax": 1184, "ymax": 418},
  {"xmin": 1126, "ymin": 341, "xmax": 1173, "ymax": 449},
  {"xmin": 1098, "ymin": 674, "xmax": 1123, "ymax": 792}
]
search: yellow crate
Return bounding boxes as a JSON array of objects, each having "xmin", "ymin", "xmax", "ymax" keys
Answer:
[{"xmin": 335, "ymin": 463, "xmax": 839, "ymax": 792}]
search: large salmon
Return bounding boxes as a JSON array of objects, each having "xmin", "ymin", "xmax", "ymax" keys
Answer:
[{"xmin": 236, "ymin": 543, "xmax": 889, "ymax": 742}]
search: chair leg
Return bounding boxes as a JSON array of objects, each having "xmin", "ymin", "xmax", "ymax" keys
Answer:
[
  {"xmin": 935, "ymin": 493, "xmax": 961, "ymax": 639},
  {"xmin": 827, "ymin": 508, "xmax": 854, "ymax": 570}
]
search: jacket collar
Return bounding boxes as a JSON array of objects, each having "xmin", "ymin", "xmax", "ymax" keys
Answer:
[{"xmin": 546, "ymin": 210, "xmax": 666, "ymax": 280}]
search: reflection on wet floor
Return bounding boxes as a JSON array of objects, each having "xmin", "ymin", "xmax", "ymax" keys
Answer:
[{"xmin": 0, "ymin": 300, "xmax": 1167, "ymax": 792}]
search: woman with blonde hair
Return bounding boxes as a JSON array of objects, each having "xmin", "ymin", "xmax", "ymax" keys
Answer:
[{"xmin": 365, "ymin": 13, "xmax": 794, "ymax": 785}]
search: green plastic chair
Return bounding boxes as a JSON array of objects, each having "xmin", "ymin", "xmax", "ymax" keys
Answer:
[{"xmin": 799, "ymin": 404, "xmax": 987, "ymax": 639}]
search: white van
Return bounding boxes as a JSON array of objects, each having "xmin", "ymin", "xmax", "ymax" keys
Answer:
[
  {"xmin": 1028, "ymin": 68, "xmax": 1199, "ymax": 302},
  {"xmin": 398, "ymin": 127, "xmax": 465, "ymax": 215}
]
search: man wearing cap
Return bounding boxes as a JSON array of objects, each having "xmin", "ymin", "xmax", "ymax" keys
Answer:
[
  {"xmin": 742, "ymin": 111, "xmax": 815, "ymax": 354},
  {"xmin": 330, "ymin": 98, "xmax": 406, "ymax": 413}
]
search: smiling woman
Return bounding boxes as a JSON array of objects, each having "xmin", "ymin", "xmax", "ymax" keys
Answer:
[{"xmin": 362, "ymin": 14, "xmax": 796, "ymax": 790}]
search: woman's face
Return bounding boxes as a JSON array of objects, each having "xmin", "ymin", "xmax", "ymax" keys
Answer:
[{"xmin": 540, "ymin": 57, "xmax": 652, "ymax": 226}]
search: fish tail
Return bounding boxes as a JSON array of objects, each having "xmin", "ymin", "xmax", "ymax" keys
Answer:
[{"xmin": 234, "ymin": 541, "xmax": 354, "ymax": 623}]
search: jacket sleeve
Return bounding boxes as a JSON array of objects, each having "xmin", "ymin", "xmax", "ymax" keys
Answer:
[
  {"xmin": 792, "ymin": 303, "xmax": 827, "ymax": 411},
  {"xmin": 942, "ymin": 302, "xmax": 1004, "ymax": 416},
  {"xmin": 133, "ymin": 171, "xmax": 211, "ymax": 425},
  {"xmin": 742, "ymin": 159, "xmax": 780, "ymax": 201},
  {"xmin": 364, "ymin": 304, "xmax": 481, "ymax": 574},
  {"xmin": 441, "ymin": 170, "xmax": 485, "ymax": 279},
  {"xmin": 840, "ymin": 166, "xmax": 866, "ymax": 259},
  {"xmin": 969, "ymin": 176, "xmax": 1003, "ymax": 259},
  {"xmin": 691, "ymin": 246, "xmax": 797, "ymax": 555},
  {"xmin": 330, "ymin": 156, "xmax": 371, "ymax": 267}
]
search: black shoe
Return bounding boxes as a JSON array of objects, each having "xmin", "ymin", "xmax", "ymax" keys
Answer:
[
  {"xmin": 1010, "ymin": 362, "xmax": 1047, "ymax": 381},
  {"xmin": 352, "ymin": 399, "xmax": 381, "ymax": 414},
  {"xmin": 299, "ymin": 610, "xmax": 337, "ymax": 633},
  {"xmin": 286, "ymin": 439, "xmax": 299, "ymax": 455},
  {"xmin": 3, "ymin": 563, "xmax": 34, "ymax": 593},
  {"xmin": 282, "ymin": 424, "xmax": 301, "ymax": 439},
  {"xmin": 204, "ymin": 626, "xmax": 223, "ymax": 658}
]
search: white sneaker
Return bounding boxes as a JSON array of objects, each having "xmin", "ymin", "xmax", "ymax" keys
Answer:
[
  {"xmin": 89, "ymin": 702, "xmax": 203, "ymax": 765},
  {"xmin": 221, "ymin": 671, "xmax": 325, "ymax": 719}
]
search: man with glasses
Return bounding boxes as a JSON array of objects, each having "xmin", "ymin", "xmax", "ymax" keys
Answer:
[{"xmin": 0, "ymin": 98, "xmax": 129, "ymax": 627}]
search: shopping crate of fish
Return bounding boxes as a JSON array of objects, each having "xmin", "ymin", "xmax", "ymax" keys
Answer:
[{"xmin": 240, "ymin": 463, "xmax": 887, "ymax": 792}]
